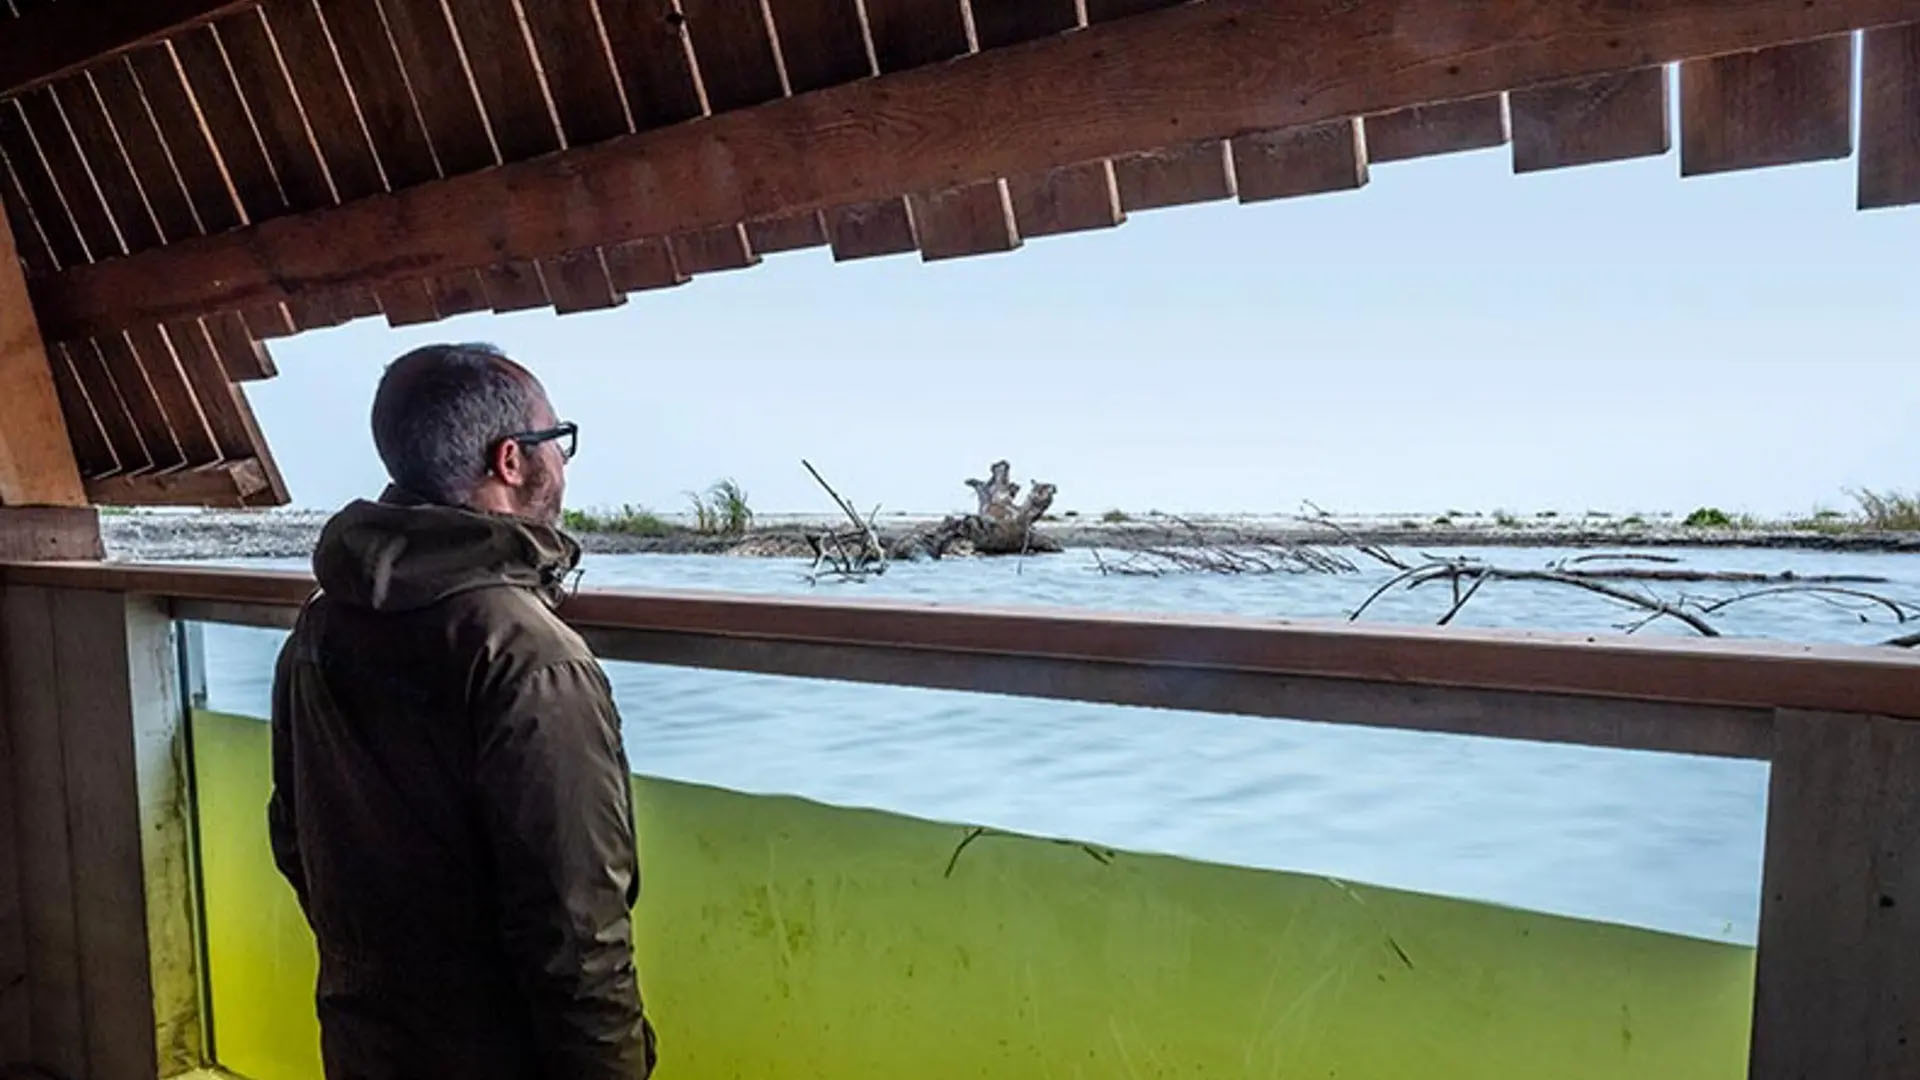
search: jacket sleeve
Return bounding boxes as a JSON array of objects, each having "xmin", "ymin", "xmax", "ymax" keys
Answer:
[
  {"xmin": 474, "ymin": 657, "xmax": 655, "ymax": 1079},
  {"xmin": 267, "ymin": 636, "xmax": 309, "ymax": 911}
]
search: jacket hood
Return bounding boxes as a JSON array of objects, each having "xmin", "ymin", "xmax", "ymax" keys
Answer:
[{"xmin": 313, "ymin": 487, "xmax": 581, "ymax": 613}]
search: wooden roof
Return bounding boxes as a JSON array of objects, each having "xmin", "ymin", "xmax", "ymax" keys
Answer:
[{"xmin": 2, "ymin": 0, "xmax": 1918, "ymax": 507}]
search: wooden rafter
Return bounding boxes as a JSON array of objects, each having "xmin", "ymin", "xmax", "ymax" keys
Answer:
[
  {"xmin": 0, "ymin": 0, "xmax": 259, "ymax": 99},
  {"xmin": 0, "ymin": 194, "xmax": 85, "ymax": 507},
  {"xmin": 27, "ymin": 0, "xmax": 1920, "ymax": 340}
]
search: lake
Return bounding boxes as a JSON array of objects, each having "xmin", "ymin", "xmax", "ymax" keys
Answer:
[{"xmin": 192, "ymin": 544, "xmax": 1920, "ymax": 946}]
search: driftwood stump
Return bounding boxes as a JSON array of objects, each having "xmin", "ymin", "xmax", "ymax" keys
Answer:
[{"xmin": 894, "ymin": 460, "xmax": 1060, "ymax": 559}]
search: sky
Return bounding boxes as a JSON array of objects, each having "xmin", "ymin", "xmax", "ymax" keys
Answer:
[{"xmin": 253, "ymin": 124, "xmax": 1920, "ymax": 519}]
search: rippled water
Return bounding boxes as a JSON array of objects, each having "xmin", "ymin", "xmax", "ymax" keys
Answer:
[{"xmin": 195, "ymin": 545, "xmax": 1920, "ymax": 945}]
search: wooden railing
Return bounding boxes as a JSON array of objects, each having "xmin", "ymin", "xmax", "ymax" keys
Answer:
[{"xmin": 4, "ymin": 559, "xmax": 1920, "ymax": 1078}]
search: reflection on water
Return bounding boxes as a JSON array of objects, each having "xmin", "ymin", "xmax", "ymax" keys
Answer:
[{"xmin": 195, "ymin": 545, "xmax": 1920, "ymax": 944}]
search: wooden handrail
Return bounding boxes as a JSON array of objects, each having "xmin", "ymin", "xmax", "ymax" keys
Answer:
[{"xmin": 4, "ymin": 561, "xmax": 1914, "ymax": 735}]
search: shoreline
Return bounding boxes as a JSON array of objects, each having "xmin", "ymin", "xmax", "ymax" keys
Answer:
[{"xmin": 97, "ymin": 509, "xmax": 1920, "ymax": 562}]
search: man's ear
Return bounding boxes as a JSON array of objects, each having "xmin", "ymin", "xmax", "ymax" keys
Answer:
[{"xmin": 490, "ymin": 437, "xmax": 525, "ymax": 486}]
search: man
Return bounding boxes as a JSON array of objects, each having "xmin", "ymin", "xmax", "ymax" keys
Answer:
[{"xmin": 268, "ymin": 343, "xmax": 656, "ymax": 1078}]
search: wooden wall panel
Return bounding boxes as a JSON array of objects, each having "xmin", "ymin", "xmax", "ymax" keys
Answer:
[
  {"xmin": 1750, "ymin": 710, "xmax": 1920, "ymax": 1078},
  {"xmin": 1366, "ymin": 95, "xmax": 1509, "ymax": 162},
  {"xmin": 1860, "ymin": 24, "xmax": 1920, "ymax": 209},
  {"xmin": 1511, "ymin": 67, "xmax": 1670, "ymax": 173},
  {"xmin": 1232, "ymin": 119, "xmax": 1366, "ymax": 203},
  {"xmin": 1681, "ymin": 37, "xmax": 1853, "ymax": 176}
]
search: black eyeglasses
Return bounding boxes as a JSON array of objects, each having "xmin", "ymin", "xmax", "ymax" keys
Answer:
[{"xmin": 499, "ymin": 421, "xmax": 578, "ymax": 461}]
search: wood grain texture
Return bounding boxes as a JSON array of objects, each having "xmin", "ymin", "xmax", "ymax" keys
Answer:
[
  {"xmin": 426, "ymin": 268, "xmax": 488, "ymax": 316},
  {"xmin": 442, "ymin": 0, "xmax": 562, "ymax": 161},
  {"xmin": 1365, "ymin": 94, "xmax": 1509, "ymax": 162},
  {"xmin": 1681, "ymin": 37, "xmax": 1853, "ymax": 176},
  {"xmin": 864, "ymin": 0, "xmax": 970, "ymax": 72},
  {"xmin": 44, "ymin": 340, "xmax": 118, "ymax": 478},
  {"xmin": 0, "ymin": 98, "xmax": 87, "ymax": 269},
  {"xmin": 1750, "ymin": 710, "xmax": 1920, "ymax": 1078},
  {"xmin": 50, "ymin": 74, "xmax": 162, "ymax": 254},
  {"xmin": 376, "ymin": 278, "xmax": 439, "ymax": 326},
  {"xmin": 1860, "ymin": 23, "xmax": 1920, "ymax": 209},
  {"xmin": 380, "ymin": 0, "xmax": 497, "ymax": 174},
  {"xmin": 971, "ymin": 0, "xmax": 1078, "ymax": 48},
  {"xmin": 681, "ymin": 0, "xmax": 787, "ymax": 112},
  {"xmin": 89, "ymin": 57, "xmax": 203, "ymax": 243},
  {"xmin": 1511, "ymin": 67, "xmax": 1670, "ymax": 173},
  {"xmin": 1113, "ymin": 139, "xmax": 1235, "ymax": 210},
  {"xmin": 0, "ymin": 506, "xmax": 102, "ymax": 561},
  {"xmin": 479, "ymin": 260, "xmax": 550, "ymax": 312},
  {"xmin": 203, "ymin": 310, "xmax": 277, "ymax": 381},
  {"xmin": 64, "ymin": 340, "xmax": 152, "ymax": 477},
  {"xmin": 0, "ymin": 143, "xmax": 59, "ymax": 276},
  {"xmin": 1232, "ymin": 119, "xmax": 1366, "ymax": 202},
  {"xmin": 0, "ymin": 0, "xmax": 255, "ymax": 98},
  {"xmin": 602, "ymin": 237, "xmax": 685, "ymax": 291},
  {"xmin": 908, "ymin": 181, "xmax": 1019, "ymax": 260},
  {"xmin": 39, "ymin": 0, "xmax": 1920, "ymax": 336},
  {"xmin": 15, "ymin": 88, "xmax": 124, "ymax": 260},
  {"xmin": 670, "ymin": 225, "xmax": 757, "ymax": 273},
  {"xmin": 125, "ymin": 43, "xmax": 245, "ymax": 234},
  {"xmin": 97, "ymin": 331, "xmax": 186, "ymax": 473},
  {"xmin": 217, "ymin": 7, "xmax": 338, "ymax": 210},
  {"xmin": 521, "ymin": 0, "xmax": 631, "ymax": 145},
  {"xmin": 745, "ymin": 212, "xmax": 828, "ymax": 253},
  {"xmin": 263, "ymin": 0, "xmax": 386, "ymax": 201},
  {"xmin": 765, "ymin": 0, "xmax": 871, "ymax": 92},
  {"xmin": 125, "ymin": 322, "xmax": 220, "ymax": 465},
  {"xmin": 170, "ymin": 25, "xmax": 289, "ymax": 222},
  {"xmin": 165, "ymin": 318, "xmax": 254, "ymax": 459},
  {"xmin": 827, "ymin": 199, "xmax": 918, "ymax": 260},
  {"xmin": 544, "ymin": 248, "xmax": 624, "ymax": 313},
  {"xmin": 316, "ymin": 0, "xmax": 439, "ymax": 188},
  {"xmin": 85, "ymin": 458, "xmax": 272, "ymax": 506},
  {"xmin": 1004, "ymin": 162, "xmax": 1122, "ymax": 238},
  {"xmin": 595, "ymin": 0, "xmax": 706, "ymax": 130},
  {"xmin": 0, "ymin": 202, "xmax": 86, "ymax": 504}
]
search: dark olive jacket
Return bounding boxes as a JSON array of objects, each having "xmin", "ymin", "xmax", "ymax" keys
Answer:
[{"xmin": 269, "ymin": 491, "xmax": 655, "ymax": 1079}]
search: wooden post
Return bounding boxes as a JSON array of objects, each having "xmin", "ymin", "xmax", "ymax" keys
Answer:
[
  {"xmin": 0, "ymin": 586, "xmax": 203, "ymax": 1078},
  {"xmin": 0, "ymin": 194, "xmax": 86, "ymax": 508},
  {"xmin": 1749, "ymin": 709, "xmax": 1920, "ymax": 1078}
]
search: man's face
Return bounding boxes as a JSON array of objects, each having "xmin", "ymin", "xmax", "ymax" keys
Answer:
[{"xmin": 517, "ymin": 391, "xmax": 568, "ymax": 527}]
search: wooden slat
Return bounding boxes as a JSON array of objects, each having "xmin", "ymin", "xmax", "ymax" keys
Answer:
[
  {"xmin": 1112, "ymin": 140, "xmax": 1236, "ymax": 210},
  {"xmin": 85, "ymin": 458, "xmax": 271, "ymax": 507},
  {"xmin": 170, "ymin": 26, "xmax": 289, "ymax": 222},
  {"xmin": 970, "ymin": 0, "xmax": 1078, "ymax": 49},
  {"xmin": 376, "ymin": 278, "xmax": 439, "ymax": 326},
  {"xmin": 1860, "ymin": 23, "xmax": 1920, "ymax": 209},
  {"xmin": 200, "ymin": 311, "xmax": 276, "ymax": 381},
  {"xmin": 263, "ymin": 0, "xmax": 386, "ymax": 201},
  {"xmin": 520, "ymin": 0, "xmax": 631, "ymax": 146},
  {"xmin": 908, "ymin": 181, "xmax": 1018, "ymax": 259},
  {"xmin": 0, "ymin": 0, "xmax": 256, "ymax": 99},
  {"xmin": 15, "ymin": 88, "xmax": 124, "ymax": 260},
  {"xmin": 379, "ymin": 0, "xmax": 497, "ymax": 174},
  {"xmin": 241, "ymin": 302, "xmax": 298, "ymax": 340},
  {"xmin": 90, "ymin": 58, "xmax": 204, "ymax": 243},
  {"xmin": 284, "ymin": 292, "xmax": 345, "ymax": 331},
  {"xmin": 0, "ymin": 143, "xmax": 59, "ymax": 275},
  {"xmin": 315, "ymin": 0, "xmax": 438, "ymax": 188},
  {"xmin": 1004, "ymin": 161, "xmax": 1122, "ymax": 237},
  {"xmin": 1232, "ymin": 119, "xmax": 1367, "ymax": 203},
  {"xmin": 680, "ymin": 0, "xmax": 787, "ymax": 112},
  {"xmin": 0, "ymin": 99, "xmax": 87, "ymax": 268},
  {"xmin": 595, "ymin": 0, "xmax": 706, "ymax": 130},
  {"xmin": 42, "ymin": 0, "xmax": 1920, "ymax": 336},
  {"xmin": 1750, "ymin": 710, "xmax": 1920, "ymax": 1078},
  {"xmin": 50, "ymin": 75, "xmax": 163, "ymax": 253},
  {"xmin": 442, "ymin": 0, "xmax": 562, "ymax": 161},
  {"xmin": 125, "ymin": 43, "xmax": 246, "ymax": 234},
  {"xmin": 63, "ymin": 341, "xmax": 152, "ymax": 476},
  {"xmin": 164, "ymin": 318, "xmax": 253, "ymax": 458},
  {"xmin": 0, "ymin": 204, "xmax": 86, "ymax": 504},
  {"xmin": 44, "ymin": 341, "xmax": 118, "ymax": 478},
  {"xmin": 745, "ymin": 212, "xmax": 827, "ymax": 253},
  {"xmin": 1510, "ymin": 67, "xmax": 1670, "ymax": 173},
  {"xmin": 0, "ymin": 588, "xmax": 85, "ymax": 1077},
  {"xmin": 670, "ymin": 225, "xmax": 757, "ymax": 273},
  {"xmin": 764, "ymin": 0, "xmax": 871, "ymax": 93},
  {"xmin": 125, "ymin": 323, "xmax": 220, "ymax": 465},
  {"xmin": 828, "ymin": 201, "xmax": 918, "ymax": 260},
  {"xmin": 1081, "ymin": 0, "xmax": 1175, "ymax": 18},
  {"xmin": 864, "ymin": 0, "xmax": 970, "ymax": 71},
  {"xmin": 97, "ymin": 332, "xmax": 186, "ymax": 472},
  {"xmin": 1365, "ymin": 94, "xmax": 1509, "ymax": 162},
  {"xmin": 426, "ymin": 269, "xmax": 488, "ymax": 317},
  {"xmin": 602, "ymin": 237, "xmax": 685, "ymax": 292},
  {"xmin": 1680, "ymin": 37, "xmax": 1853, "ymax": 176},
  {"xmin": 543, "ymin": 249, "xmax": 624, "ymax": 313},
  {"xmin": 479, "ymin": 260, "xmax": 550, "ymax": 312},
  {"xmin": 217, "ymin": 7, "xmax": 338, "ymax": 210},
  {"xmin": 228, "ymin": 385, "xmax": 289, "ymax": 506}
]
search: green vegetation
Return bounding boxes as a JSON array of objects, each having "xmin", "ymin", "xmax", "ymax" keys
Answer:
[
  {"xmin": 1101, "ymin": 509, "xmax": 1130, "ymax": 524},
  {"xmin": 1853, "ymin": 488, "xmax": 1920, "ymax": 531},
  {"xmin": 1492, "ymin": 510, "xmax": 1519, "ymax": 528},
  {"xmin": 1398, "ymin": 520, "xmax": 1421, "ymax": 530},
  {"xmin": 563, "ymin": 505, "xmax": 673, "ymax": 537},
  {"xmin": 1432, "ymin": 516, "xmax": 1453, "ymax": 526},
  {"xmin": 1683, "ymin": 507, "xmax": 1734, "ymax": 529},
  {"xmin": 1622, "ymin": 516, "xmax": 1645, "ymax": 526},
  {"xmin": 688, "ymin": 479, "xmax": 754, "ymax": 536}
]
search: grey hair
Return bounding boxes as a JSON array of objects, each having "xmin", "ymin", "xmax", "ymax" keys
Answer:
[{"xmin": 371, "ymin": 343, "xmax": 542, "ymax": 505}]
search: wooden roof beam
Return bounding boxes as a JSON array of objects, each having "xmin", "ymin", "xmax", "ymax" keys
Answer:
[
  {"xmin": 0, "ymin": 1, "xmax": 260, "ymax": 100},
  {"xmin": 31, "ymin": 0, "xmax": 1920, "ymax": 340}
]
